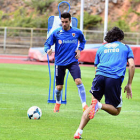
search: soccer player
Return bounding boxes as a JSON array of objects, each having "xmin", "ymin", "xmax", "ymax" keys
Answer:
[
  {"xmin": 44, "ymin": 12, "xmax": 88, "ymax": 112},
  {"xmin": 74, "ymin": 27, "xmax": 135, "ymax": 139}
]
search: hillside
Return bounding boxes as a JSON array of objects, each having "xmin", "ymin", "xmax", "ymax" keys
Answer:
[
  {"xmin": 69, "ymin": 0, "xmax": 140, "ymax": 31},
  {"xmin": 0, "ymin": 0, "xmax": 140, "ymax": 31}
]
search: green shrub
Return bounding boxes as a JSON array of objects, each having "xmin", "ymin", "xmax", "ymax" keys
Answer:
[
  {"xmin": 23, "ymin": 0, "xmax": 55, "ymax": 14},
  {"xmin": 108, "ymin": 19, "xmax": 130, "ymax": 32},
  {"xmin": 0, "ymin": 7, "xmax": 49, "ymax": 28},
  {"xmin": 77, "ymin": 11, "xmax": 102, "ymax": 29}
]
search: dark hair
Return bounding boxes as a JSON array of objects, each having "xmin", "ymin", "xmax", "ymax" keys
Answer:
[
  {"xmin": 104, "ymin": 27, "xmax": 124, "ymax": 43},
  {"xmin": 61, "ymin": 12, "xmax": 71, "ymax": 20}
]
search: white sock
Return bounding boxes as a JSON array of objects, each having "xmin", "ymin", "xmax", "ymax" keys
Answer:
[
  {"xmin": 98, "ymin": 102, "xmax": 102, "ymax": 109},
  {"xmin": 82, "ymin": 102, "xmax": 86, "ymax": 108},
  {"xmin": 56, "ymin": 101, "xmax": 61, "ymax": 104},
  {"xmin": 76, "ymin": 128, "xmax": 83, "ymax": 135}
]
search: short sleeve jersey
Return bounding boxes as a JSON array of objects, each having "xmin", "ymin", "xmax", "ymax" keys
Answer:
[
  {"xmin": 44, "ymin": 27, "xmax": 86, "ymax": 66},
  {"xmin": 94, "ymin": 41, "xmax": 134, "ymax": 79}
]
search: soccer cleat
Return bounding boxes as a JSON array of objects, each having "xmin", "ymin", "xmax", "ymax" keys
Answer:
[
  {"xmin": 89, "ymin": 99, "xmax": 99, "ymax": 119},
  {"xmin": 54, "ymin": 103, "xmax": 61, "ymax": 112},
  {"xmin": 83, "ymin": 104, "xmax": 88, "ymax": 112},
  {"xmin": 74, "ymin": 132, "xmax": 82, "ymax": 139}
]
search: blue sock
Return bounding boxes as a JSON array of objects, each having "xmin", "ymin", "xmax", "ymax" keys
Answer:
[
  {"xmin": 55, "ymin": 88, "xmax": 61, "ymax": 104},
  {"xmin": 77, "ymin": 84, "xmax": 86, "ymax": 105}
]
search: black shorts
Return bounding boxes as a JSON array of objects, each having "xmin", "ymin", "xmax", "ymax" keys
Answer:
[
  {"xmin": 55, "ymin": 62, "xmax": 81, "ymax": 85},
  {"xmin": 89, "ymin": 75, "xmax": 123, "ymax": 108}
]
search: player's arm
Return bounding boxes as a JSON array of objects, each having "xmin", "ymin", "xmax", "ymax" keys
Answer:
[
  {"xmin": 47, "ymin": 48, "xmax": 53, "ymax": 56},
  {"xmin": 75, "ymin": 49, "xmax": 80, "ymax": 59},
  {"xmin": 44, "ymin": 32, "xmax": 55, "ymax": 56},
  {"xmin": 44, "ymin": 40, "xmax": 52, "ymax": 56},
  {"xmin": 75, "ymin": 32, "xmax": 86, "ymax": 59},
  {"xmin": 78, "ymin": 31, "xmax": 86, "ymax": 51},
  {"xmin": 94, "ymin": 66, "xmax": 97, "ymax": 75},
  {"xmin": 124, "ymin": 58, "xmax": 135, "ymax": 99},
  {"xmin": 94, "ymin": 48, "xmax": 100, "ymax": 75}
]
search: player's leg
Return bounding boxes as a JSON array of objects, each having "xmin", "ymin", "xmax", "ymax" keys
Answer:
[
  {"xmin": 101, "ymin": 76, "xmax": 123, "ymax": 115},
  {"xmin": 54, "ymin": 65, "xmax": 66, "ymax": 112},
  {"xmin": 55, "ymin": 85, "xmax": 63, "ymax": 104},
  {"xmin": 68, "ymin": 62, "xmax": 87, "ymax": 111},
  {"xmin": 54, "ymin": 85, "xmax": 63, "ymax": 112},
  {"xmin": 101, "ymin": 104, "xmax": 121, "ymax": 115},
  {"xmin": 74, "ymin": 75, "xmax": 104, "ymax": 139},
  {"xmin": 74, "ymin": 105, "xmax": 90, "ymax": 139},
  {"xmin": 75, "ymin": 78, "xmax": 88, "ymax": 111},
  {"xmin": 74, "ymin": 76, "xmax": 123, "ymax": 138},
  {"xmin": 89, "ymin": 76, "xmax": 122, "ymax": 115},
  {"xmin": 74, "ymin": 98, "xmax": 101, "ymax": 139},
  {"xmin": 89, "ymin": 76, "xmax": 122, "ymax": 116}
]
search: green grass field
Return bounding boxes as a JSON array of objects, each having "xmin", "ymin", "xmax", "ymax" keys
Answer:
[{"xmin": 0, "ymin": 63, "xmax": 140, "ymax": 140}]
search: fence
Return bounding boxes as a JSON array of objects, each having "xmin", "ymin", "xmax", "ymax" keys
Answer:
[
  {"xmin": 83, "ymin": 30, "xmax": 140, "ymax": 44},
  {"xmin": 0, "ymin": 27, "xmax": 140, "ymax": 55}
]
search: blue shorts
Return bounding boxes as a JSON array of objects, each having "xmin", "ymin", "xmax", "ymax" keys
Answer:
[
  {"xmin": 89, "ymin": 75, "xmax": 122, "ymax": 108},
  {"xmin": 55, "ymin": 62, "xmax": 81, "ymax": 85}
]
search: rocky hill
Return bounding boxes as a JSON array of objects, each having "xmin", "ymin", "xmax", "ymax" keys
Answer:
[
  {"xmin": 0, "ymin": 0, "xmax": 140, "ymax": 31},
  {"xmin": 69, "ymin": 0, "xmax": 140, "ymax": 31}
]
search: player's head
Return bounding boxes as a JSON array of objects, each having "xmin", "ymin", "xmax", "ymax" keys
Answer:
[
  {"xmin": 104, "ymin": 27, "xmax": 124, "ymax": 43},
  {"xmin": 61, "ymin": 12, "xmax": 71, "ymax": 31}
]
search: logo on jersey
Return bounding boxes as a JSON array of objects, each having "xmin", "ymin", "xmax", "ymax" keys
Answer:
[
  {"xmin": 104, "ymin": 43, "xmax": 119, "ymax": 53},
  {"xmin": 63, "ymin": 39, "xmax": 77, "ymax": 44},
  {"xmin": 58, "ymin": 39, "xmax": 77, "ymax": 44},
  {"xmin": 72, "ymin": 33, "xmax": 75, "ymax": 37},
  {"xmin": 104, "ymin": 43, "xmax": 119, "ymax": 48},
  {"xmin": 58, "ymin": 40, "xmax": 62, "ymax": 44}
]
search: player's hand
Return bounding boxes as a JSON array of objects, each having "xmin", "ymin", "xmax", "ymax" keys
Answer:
[
  {"xmin": 75, "ymin": 50, "xmax": 80, "ymax": 59},
  {"xmin": 124, "ymin": 84, "xmax": 132, "ymax": 99},
  {"xmin": 47, "ymin": 49, "xmax": 52, "ymax": 56}
]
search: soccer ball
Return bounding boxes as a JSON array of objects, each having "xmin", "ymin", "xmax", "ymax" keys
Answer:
[{"xmin": 27, "ymin": 106, "xmax": 42, "ymax": 120}]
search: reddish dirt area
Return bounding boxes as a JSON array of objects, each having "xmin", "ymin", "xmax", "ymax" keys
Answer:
[
  {"xmin": 0, "ymin": 55, "xmax": 94, "ymax": 67},
  {"xmin": 1, "ymin": 55, "xmax": 139, "ymax": 69},
  {"xmin": 0, "ymin": 55, "xmax": 48, "ymax": 65}
]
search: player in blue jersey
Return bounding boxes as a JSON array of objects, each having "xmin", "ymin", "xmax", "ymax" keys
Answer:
[
  {"xmin": 44, "ymin": 12, "xmax": 88, "ymax": 112},
  {"xmin": 74, "ymin": 27, "xmax": 135, "ymax": 139}
]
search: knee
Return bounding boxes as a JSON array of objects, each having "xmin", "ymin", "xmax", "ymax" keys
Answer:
[
  {"xmin": 75, "ymin": 78, "xmax": 82, "ymax": 85},
  {"xmin": 112, "ymin": 108, "xmax": 121, "ymax": 116},
  {"xmin": 56, "ymin": 85, "xmax": 63, "ymax": 91},
  {"xmin": 116, "ymin": 107, "xmax": 121, "ymax": 115},
  {"xmin": 114, "ymin": 110, "xmax": 121, "ymax": 116}
]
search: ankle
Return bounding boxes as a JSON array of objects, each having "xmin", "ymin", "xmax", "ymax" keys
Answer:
[
  {"xmin": 98, "ymin": 102, "xmax": 102, "ymax": 109},
  {"xmin": 76, "ymin": 128, "xmax": 83, "ymax": 135},
  {"xmin": 82, "ymin": 102, "xmax": 86, "ymax": 108}
]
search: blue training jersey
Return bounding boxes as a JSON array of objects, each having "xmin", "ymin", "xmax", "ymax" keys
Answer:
[
  {"xmin": 44, "ymin": 27, "xmax": 86, "ymax": 66},
  {"xmin": 94, "ymin": 41, "xmax": 134, "ymax": 80}
]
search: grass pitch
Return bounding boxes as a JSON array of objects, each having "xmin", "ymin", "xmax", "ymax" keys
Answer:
[{"xmin": 0, "ymin": 63, "xmax": 140, "ymax": 140}]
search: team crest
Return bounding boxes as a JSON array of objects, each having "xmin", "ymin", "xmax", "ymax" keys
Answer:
[
  {"xmin": 58, "ymin": 40, "xmax": 62, "ymax": 44},
  {"xmin": 72, "ymin": 33, "xmax": 75, "ymax": 37}
]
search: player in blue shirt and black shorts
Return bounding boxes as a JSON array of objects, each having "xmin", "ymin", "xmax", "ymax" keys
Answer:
[
  {"xmin": 74, "ymin": 27, "xmax": 135, "ymax": 139},
  {"xmin": 44, "ymin": 12, "xmax": 88, "ymax": 113}
]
